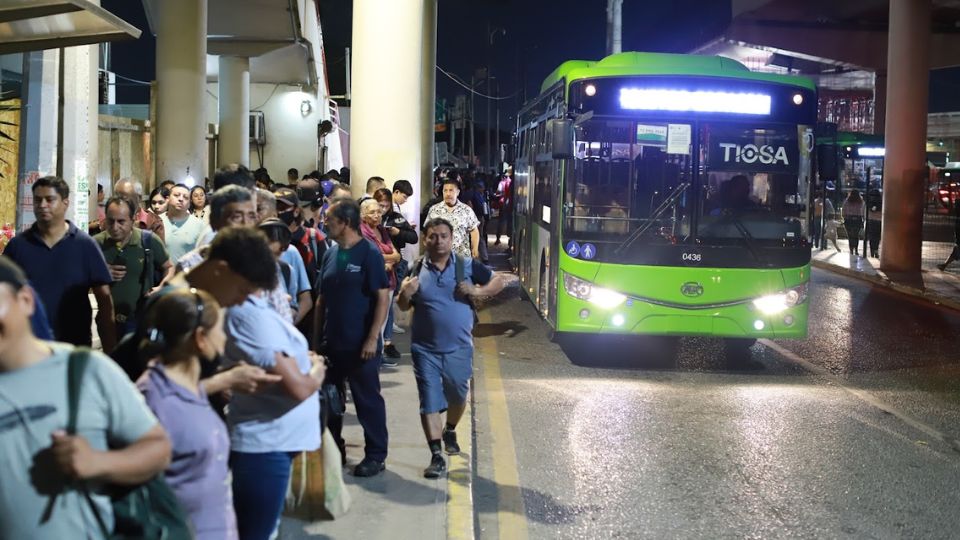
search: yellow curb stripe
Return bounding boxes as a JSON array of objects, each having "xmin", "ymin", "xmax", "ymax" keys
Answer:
[
  {"xmin": 476, "ymin": 311, "xmax": 529, "ymax": 539},
  {"xmin": 447, "ymin": 388, "xmax": 474, "ymax": 540}
]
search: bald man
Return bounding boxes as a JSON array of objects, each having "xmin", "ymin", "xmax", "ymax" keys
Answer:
[{"xmin": 114, "ymin": 178, "xmax": 165, "ymax": 241}]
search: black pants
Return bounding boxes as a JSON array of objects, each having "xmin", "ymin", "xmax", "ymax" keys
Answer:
[
  {"xmin": 326, "ymin": 352, "xmax": 389, "ymax": 462},
  {"xmin": 844, "ymin": 217, "xmax": 864, "ymax": 254},
  {"xmin": 866, "ymin": 219, "xmax": 882, "ymax": 257}
]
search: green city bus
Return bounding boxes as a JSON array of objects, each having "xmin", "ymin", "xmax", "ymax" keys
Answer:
[{"xmin": 512, "ymin": 52, "xmax": 817, "ymax": 346}]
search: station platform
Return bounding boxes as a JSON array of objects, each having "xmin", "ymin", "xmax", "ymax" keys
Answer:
[
  {"xmin": 278, "ymin": 309, "xmax": 474, "ymax": 540},
  {"xmin": 812, "ymin": 238, "xmax": 960, "ymax": 312}
]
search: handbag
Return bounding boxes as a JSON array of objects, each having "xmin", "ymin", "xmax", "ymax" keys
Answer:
[
  {"xmin": 285, "ymin": 429, "xmax": 351, "ymax": 521},
  {"xmin": 67, "ymin": 349, "xmax": 192, "ymax": 540},
  {"xmin": 319, "ymin": 382, "xmax": 345, "ymax": 432}
]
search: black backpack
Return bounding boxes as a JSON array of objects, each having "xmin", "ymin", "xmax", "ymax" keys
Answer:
[{"xmin": 67, "ymin": 349, "xmax": 191, "ymax": 540}]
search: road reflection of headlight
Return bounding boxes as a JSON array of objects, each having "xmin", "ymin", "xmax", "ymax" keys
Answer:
[{"xmin": 563, "ymin": 272, "xmax": 627, "ymax": 309}]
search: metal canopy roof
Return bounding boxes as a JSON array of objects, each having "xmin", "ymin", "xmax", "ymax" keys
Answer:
[
  {"xmin": 695, "ymin": 0, "xmax": 960, "ymax": 73},
  {"xmin": 0, "ymin": 0, "xmax": 141, "ymax": 54}
]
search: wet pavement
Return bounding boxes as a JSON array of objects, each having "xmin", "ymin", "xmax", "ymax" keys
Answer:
[
  {"xmin": 471, "ymin": 247, "xmax": 960, "ymax": 539},
  {"xmin": 812, "ymin": 238, "xmax": 960, "ymax": 312}
]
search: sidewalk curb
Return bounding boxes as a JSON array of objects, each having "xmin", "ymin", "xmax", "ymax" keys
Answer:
[
  {"xmin": 446, "ymin": 376, "xmax": 475, "ymax": 540},
  {"xmin": 812, "ymin": 259, "xmax": 960, "ymax": 312}
]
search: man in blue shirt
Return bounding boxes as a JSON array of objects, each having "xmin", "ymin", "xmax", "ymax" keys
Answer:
[
  {"xmin": 314, "ymin": 198, "xmax": 391, "ymax": 477},
  {"xmin": 5, "ymin": 176, "xmax": 116, "ymax": 350},
  {"xmin": 397, "ymin": 217, "xmax": 503, "ymax": 478}
]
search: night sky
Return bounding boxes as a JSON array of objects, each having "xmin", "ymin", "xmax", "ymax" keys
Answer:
[{"xmin": 102, "ymin": 0, "xmax": 960, "ymax": 124}]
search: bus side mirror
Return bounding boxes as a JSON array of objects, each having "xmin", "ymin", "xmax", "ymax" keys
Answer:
[{"xmin": 551, "ymin": 119, "xmax": 574, "ymax": 160}]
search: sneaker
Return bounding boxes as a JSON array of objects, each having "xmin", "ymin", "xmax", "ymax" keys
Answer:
[
  {"xmin": 384, "ymin": 343, "xmax": 401, "ymax": 359},
  {"xmin": 423, "ymin": 453, "xmax": 446, "ymax": 478},
  {"xmin": 938, "ymin": 263, "xmax": 948, "ymax": 271},
  {"xmin": 391, "ymin": 323, "xmax": 406, "ymax": 335},
  {"xmin": 354, "ymin": 458, "xmax": 385, "ymax": 477},
  {"xmin": 442, "ymin": 427, "xmax": 460, "ymax": 455},
  {"xmin": 381, "ymin": 356, "xmax": 398, "ymax": 368}
]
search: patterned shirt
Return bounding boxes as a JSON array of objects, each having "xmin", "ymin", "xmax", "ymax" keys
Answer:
[{"xmin": 426, "ymin": 200, "xmax": 480, "ymax": 258}]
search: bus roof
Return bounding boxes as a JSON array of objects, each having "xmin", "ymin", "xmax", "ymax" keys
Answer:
[{"xmin": 539, "ymin": 51, "xmax": 817, "ymax": 95}]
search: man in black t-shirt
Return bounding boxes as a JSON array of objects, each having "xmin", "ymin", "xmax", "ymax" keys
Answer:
[{"xmin": 314, "ymin": 198, "xmax": 391, "ymax": 477}]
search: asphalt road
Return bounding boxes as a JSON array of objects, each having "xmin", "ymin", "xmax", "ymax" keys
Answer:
[{"xmin": 471, "ymin": 265, "xmax": 960, "ymax": 539}]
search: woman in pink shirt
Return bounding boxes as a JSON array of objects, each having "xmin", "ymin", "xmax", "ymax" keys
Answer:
[{"xmin": 360, "ymin": 198, "xmax": 401, "ymax": 362}]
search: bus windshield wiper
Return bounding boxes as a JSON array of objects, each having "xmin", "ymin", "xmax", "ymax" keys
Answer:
[
  {"xmin": 720, "ymin": 213, "xmax": 765, "ymax": 265},
  {"xmin": 614, "ymin": 182, "xmax": 690, "ymax": 255}
]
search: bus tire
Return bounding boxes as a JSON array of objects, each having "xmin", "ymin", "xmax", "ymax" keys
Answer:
[
  {"xmin": 725, "ymin": 337, "xmax": 757, "ymax": 349},
  {"xmin": 723, "ymin": 338, "xmax": 757, "ymax": 364}
]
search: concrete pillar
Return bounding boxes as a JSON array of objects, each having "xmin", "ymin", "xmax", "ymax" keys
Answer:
[
  {"xmin": 218, "ymin": 56, "xmax": 250, "ymax": 167},
  {"xmin": 60, "ymin": 44, "xmax": 99, "ymax": 226},
  {"xmin": 17, "ymin": 51, "xmax": 59, "ymax": 230},
  {"xmin": 17, "ymin": 43, "xmax": 98, "ymax": 230},
  {"xmin": 879, "ymin": 0, "xmax": 931, "ymax": 273},
  {"xmin": 350, "ymin": 0, "xmax": 426, "ymax": 199},
  {"xmin": 419, "ymin": 0, "xmax": 437, "ymax": 220},
  {"xmin": 873, "ymin": 69, "xmax": 887, "ymax": 135},
  {"xmin": 156, "ymin": 0, "xmax": 207, "ymax": 186}
]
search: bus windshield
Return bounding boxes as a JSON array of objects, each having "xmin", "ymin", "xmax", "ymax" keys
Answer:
[
  {"xmin": 565, "ymin": 119, "xmax": 693, "ymax": 245},
  {"xmin": 564, "ymin": 119, "xmax": 812, "ymax": 251},
  {"xmin": 698, "ymin": 124, "xmax": 810, "ymax": 246}
]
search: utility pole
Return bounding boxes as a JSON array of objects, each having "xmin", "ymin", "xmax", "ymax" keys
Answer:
[
  {"xmin": 494, "ymin": 77, "xmax": 500, "ymax": 172},
  {"xmin": 485, "ymin": 73, "xmax": 491, "ymax": 172},
  {"xmin": 606, "ymin": 0, "xmax": 624, "ymax": 55},
  {"xmin": 487, "ymin": 26, "xmax": 506, "ymax": 173},
  {"xmin": 469, "ymin": 74, "xmax": 475, "ymax": 166}
]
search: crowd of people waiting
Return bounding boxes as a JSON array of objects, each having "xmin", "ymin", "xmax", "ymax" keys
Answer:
[{"xmin": 0, "ymin": 162, "xmax": 511, "ymax": 539}]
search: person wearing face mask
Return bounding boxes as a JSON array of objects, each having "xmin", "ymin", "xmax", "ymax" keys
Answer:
[
  {"xmin": 136, "ymin": 289, "xmax": 238, "ymax": 540},
  {"xmin": 274, "ymin": 187, "xmax": 328, "ymax": 295}
]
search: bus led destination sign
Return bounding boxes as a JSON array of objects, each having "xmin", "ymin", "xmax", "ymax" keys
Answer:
[{"xmin": 619, "ymin": 88, "xmax": 772, "ymax": 115}]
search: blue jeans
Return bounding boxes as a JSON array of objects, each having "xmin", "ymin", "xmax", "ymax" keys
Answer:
[
  {"xmin": 384, "ymin": 296, "xmax": 395, "ymax": 342},
  {"xmin": 230, "ymin": 451, "xmax": 294, "ymax": 540}
]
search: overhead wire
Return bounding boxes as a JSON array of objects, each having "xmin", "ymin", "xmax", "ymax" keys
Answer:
[
  {"xmin": 437, "ymin": 65, "xmax": 519, "ymax": 101},
  {"xmin": 98, "ymin": 69, "xmax": 151, "ymax": 86}
]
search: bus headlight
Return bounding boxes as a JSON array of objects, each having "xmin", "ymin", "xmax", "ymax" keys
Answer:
[
  {"xmin": 752, "ymin": 283, "xmax": 808, "ymax": 315},
  {"xmin": 563, "ymin": 272, "xmax": 627, "ymax": 309}
]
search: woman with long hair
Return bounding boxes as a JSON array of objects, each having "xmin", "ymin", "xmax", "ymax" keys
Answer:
[
  {"xmin": 149, "ymin": 186, "xmax": 169, "ymax": 215},
  {"xmin": 137, "ymin": 289, "xmax": 238, "ymax": 540},
  {"xmin": 842, "ymin": 189, "xmax": 866, "ymax": 256},
  {"xmin": 190, "ymin": 186, "xmax": 209, "ymax": 222}
]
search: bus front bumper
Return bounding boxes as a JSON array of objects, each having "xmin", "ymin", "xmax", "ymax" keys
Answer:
[{"xmin": 556, "ymin": 294, "xmax": 809, "ymax": 340}]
